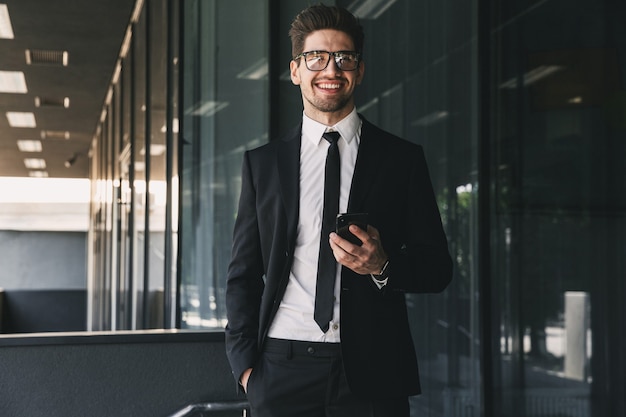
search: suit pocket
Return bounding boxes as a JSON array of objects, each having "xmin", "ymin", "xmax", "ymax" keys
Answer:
[{"xmin": 245, "ymin": 357, "xmax": 263, "ymax": 403}]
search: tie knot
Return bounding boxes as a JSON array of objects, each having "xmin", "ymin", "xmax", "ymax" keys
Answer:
[{"xmin": 322, "ymin": 131, "xmax": 340, "ymax": 144}]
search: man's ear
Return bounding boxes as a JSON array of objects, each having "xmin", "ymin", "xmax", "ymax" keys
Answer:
[
  {"xmin": 290, "ymin": 60, "xmax": 301, "ymax": 85},
  {"xmin": 356, "ymin": 61, "xmax": 365, "ymax": 85}
]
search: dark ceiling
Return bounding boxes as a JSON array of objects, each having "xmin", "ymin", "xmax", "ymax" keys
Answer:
[{"xmin": 0, "ymin": 0, "xmax": 135, "ymax": 178}]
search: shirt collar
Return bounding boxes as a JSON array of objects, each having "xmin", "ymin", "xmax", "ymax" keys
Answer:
[{"xmin": 302, "ymin": 108, "xmax": 361, "ymax": 146}]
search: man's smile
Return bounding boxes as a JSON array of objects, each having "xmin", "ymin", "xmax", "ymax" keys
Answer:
[{"xmin": 317, "ymin": 82, "xmax": 342, "ymax": 90}]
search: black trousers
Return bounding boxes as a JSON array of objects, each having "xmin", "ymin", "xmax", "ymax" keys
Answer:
[{"xmin": 246, "ymin": 338, "xmax": 409, "ymax": 417}]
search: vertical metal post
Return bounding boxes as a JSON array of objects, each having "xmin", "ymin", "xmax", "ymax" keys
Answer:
[{"xmin": 478, "ymin": 0, "xmax": 494, "ymax": 415}]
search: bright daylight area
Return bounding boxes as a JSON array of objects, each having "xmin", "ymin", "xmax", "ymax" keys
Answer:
[{"xmin": 0, "ymin": 177, "xmax": 90, "ymax": 231}]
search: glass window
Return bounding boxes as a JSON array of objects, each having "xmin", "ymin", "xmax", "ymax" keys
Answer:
[
  {"xmin": 118, "ymin": 56, "xmax": 134, "ymax": 331},
  {"xmin": 145, "ymin": 0, "xmax": 169, "ymax": 329},
  {"xmin": 132, "ymin": 9, "xmax": 147, "ymax": 329},
  {"xmin": 88, "ymin": 0, "xmax": 179, "ymax": 332},
  {"xmin": 490, "ymin": 0, "xmax": 626, "ymax": 415},
  {"xmin": 179, "ymin": 0, "xmax": 269, "ymax": 329}
]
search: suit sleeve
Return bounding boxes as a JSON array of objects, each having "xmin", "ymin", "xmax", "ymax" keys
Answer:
[
  {"xmin": 385, "ymin": 145, "xmax": 453, "ymax": 294},
  {"xmin": 224, "ymin": 151, "xmax": 265, "ymax": 384}
]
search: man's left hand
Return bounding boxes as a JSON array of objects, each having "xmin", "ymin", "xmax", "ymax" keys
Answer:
[{"xmin": 329, "ymin": 224, "xmax": 388, "ymax": 275}]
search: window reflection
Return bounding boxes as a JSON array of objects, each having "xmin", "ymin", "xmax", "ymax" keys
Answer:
[
  {"xmin": 490, "ymin": 0, "xmax": 626, "ymax": 414},
  {"xmin": 178, "ymin": 0, "xmax": 269, "ymax": 330}
]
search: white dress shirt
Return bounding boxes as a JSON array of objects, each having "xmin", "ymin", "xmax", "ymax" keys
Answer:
[{"xmin": 267, "ymin": 109, "xmax": 361, "ymax": 343}]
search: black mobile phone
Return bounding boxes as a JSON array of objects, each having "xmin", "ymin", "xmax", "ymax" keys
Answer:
[{"xmin": 335, "ymin": 213, "xmax": 368, "ymax": 245}]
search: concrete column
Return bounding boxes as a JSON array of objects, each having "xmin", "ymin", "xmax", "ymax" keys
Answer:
[{"xmin": 564, "ymin": 291, "xmax": 590, "ymax": 381}]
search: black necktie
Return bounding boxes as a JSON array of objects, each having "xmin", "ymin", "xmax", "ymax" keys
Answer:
[{"xmin": 314, "ymin": 131, "xmax": 341, "ymax": 332}]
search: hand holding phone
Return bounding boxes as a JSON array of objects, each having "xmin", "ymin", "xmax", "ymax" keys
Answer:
[{"xmin": 335, "ymin": 213, "xmax": 368, "ymax": 245}]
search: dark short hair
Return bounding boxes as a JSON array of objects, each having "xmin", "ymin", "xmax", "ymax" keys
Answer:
[{"xmin": 289, "ymin": 4, "xmax": 364, "ymax": 59}]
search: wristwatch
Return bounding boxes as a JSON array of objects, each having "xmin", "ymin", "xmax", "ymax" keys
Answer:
[{"xmin": 370, "ymin": 259, "xmax": 390, "ymax": 280}]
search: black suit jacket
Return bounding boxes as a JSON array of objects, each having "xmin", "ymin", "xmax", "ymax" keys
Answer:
[{"xmin": 225, "ymin": 115, "xmax": 452, "ymax": 398}]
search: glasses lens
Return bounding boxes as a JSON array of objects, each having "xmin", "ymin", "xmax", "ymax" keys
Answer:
[
  {"xmin": 304, "ymin": 52, "xmax": 330, "ymax": 71},
  {"xmin": 335, "ymin": 53, "xmax": 359, "ymax": 70},
  {"xmin": 300, "ymin": 51, "xmax": 360, "ymax": 71}
]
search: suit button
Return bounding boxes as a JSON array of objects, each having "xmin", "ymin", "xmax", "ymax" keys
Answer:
[{"xmin": 307, "ymin": 346, "xmax": 315, "ymax": 355}]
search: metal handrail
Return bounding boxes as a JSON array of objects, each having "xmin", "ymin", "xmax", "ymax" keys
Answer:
[{"xmin": 168, "ymin": 400, "xmax": 250, "ymax": 417}]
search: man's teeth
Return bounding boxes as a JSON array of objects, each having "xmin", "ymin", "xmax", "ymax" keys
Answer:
[{"xmin": 319, "ymin": 83, "xmax": 340, "ymax": 89}]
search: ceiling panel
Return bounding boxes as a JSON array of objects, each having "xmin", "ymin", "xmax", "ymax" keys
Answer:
[{"xmin": 0, "ymin": 0, "xmax": 135, "ymax": 178}]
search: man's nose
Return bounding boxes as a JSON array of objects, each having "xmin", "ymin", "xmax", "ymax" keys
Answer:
[{"xmin": 322, "ymin": 56, "xmax": 341, "ymax": 73}]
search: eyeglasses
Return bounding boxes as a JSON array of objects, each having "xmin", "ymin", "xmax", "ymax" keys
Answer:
[{"xmin": 293, "ymin": 50, "xmax": 361, "ymax": 72}]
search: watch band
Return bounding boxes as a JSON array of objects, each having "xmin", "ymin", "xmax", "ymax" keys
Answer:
[{"xmin": 371, "ymin": 259, "xmax": 390, "ymax": 279}]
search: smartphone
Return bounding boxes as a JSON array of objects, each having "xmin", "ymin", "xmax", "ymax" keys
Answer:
[{"xmin": 336, "ymin": 213, "xmax": 368, "ymax": 245}]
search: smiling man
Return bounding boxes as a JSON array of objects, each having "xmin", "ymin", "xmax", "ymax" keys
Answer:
[
  {"xmin": 290, "ymin": 29, "xmax": 363, "ymax": 122},
  {"xmin": 225, "ymin": 4, "xmax": 453, "ymax": 417}
]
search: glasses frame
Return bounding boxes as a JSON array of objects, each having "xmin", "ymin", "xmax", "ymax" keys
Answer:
[{"xmin": 293, "ymin": 50, "xmax": 361, "ymax": 72}]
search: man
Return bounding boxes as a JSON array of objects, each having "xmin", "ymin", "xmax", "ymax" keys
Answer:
[{"xmin": 225, "ymin": 4, "xmax": 452, "ymax": 416}]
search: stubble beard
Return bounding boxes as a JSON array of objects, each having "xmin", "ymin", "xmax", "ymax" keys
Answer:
[{"xmin": 305, "ymin": 92, "xmax": 352, "ymax": 114}]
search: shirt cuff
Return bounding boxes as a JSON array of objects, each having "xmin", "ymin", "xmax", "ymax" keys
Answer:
[{"xmin": 370, "ymin": 274, "xmax": 389, "ymax": 289}]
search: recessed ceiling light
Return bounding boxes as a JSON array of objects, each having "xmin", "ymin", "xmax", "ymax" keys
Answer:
[
  {"xmin": 7, "ymin": 111, "xmax": 36, "ymax": 127},
  {"xmin": 0, "ymin": 70, "xmax": 28, "ymax": 93},
  {"xmin": 17, "ymin": 139, "xmax": 43, "ymax": 152},
  {"xmin": 236, "ymin": 58, "xmax": 268, "ymax": 80},
  {"xmin": 29, "ymin": 171, "xmax": 49, "ymax": 178},
  {"xmin": 160, "ymin": 118, "xmax": 179, "ymax": 133},
  {"xmin": 499, "ymin": 65, "xmax": 565, "ymax": 89},
  {"xmin": 186, "ymin": 101, "xmax": 229, "ymax": 117},
  {"xmin": 24, "ymin": 158, "xmax": 46, "ymax": 169},
  {"xmin": 140, "ymin": 144, "xmax": 166, "ymax": 156},
  {"xmin": 411, "ymin": 111, "xmax": 449, "ymax": 127},
  {"xmin": 34, "ymin": 96, "xmax": 70, "ymax": 108},
  {"xmin": 0, "ymin": 4, "xmax": 14, "ymax": 39},
  {"xmin": 41, "ymin": 130, "xmax": 70, "ymax": 140},
  {"xmin": 25, "ymin": 49, "xmax": 69, "ymax": 66},
  {"xmin": 349, "ymin": 0, "xmax": 398, "ymax": 19}
]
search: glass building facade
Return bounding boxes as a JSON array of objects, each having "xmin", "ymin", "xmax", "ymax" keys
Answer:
[{"xmin": 88, "ymin": 0, "xmax": 626, "ymax": 415}]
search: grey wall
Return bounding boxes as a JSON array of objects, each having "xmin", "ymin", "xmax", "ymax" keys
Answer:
[
  {"xmin": 0, "ymin": 331, "xmax": 245, "ymax": 417},
  {"xmin": 0, "ymin": 231, "xmax": 87, "ymax": 290}
]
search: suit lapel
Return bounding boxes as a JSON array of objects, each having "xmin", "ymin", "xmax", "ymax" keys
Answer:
[
  {"xmin": 276, "ymin": 118, "xmax": 385, "ymax": 218},
  {"xmin": 347, "ymin": 118, "xmax": 385, "ymax": 212},
  {"xmin": 277, "ymin": 123, "xmax": 302, "ymax": 250}
]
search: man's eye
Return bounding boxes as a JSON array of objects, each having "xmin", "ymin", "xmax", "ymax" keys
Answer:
[
  {"xmin": 338, "ymin": 54, "xmax": 355, "ymax": 62},
  {"xmin": 307, "ymin": 54, "xmax": 324, "ymax": 62}
]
